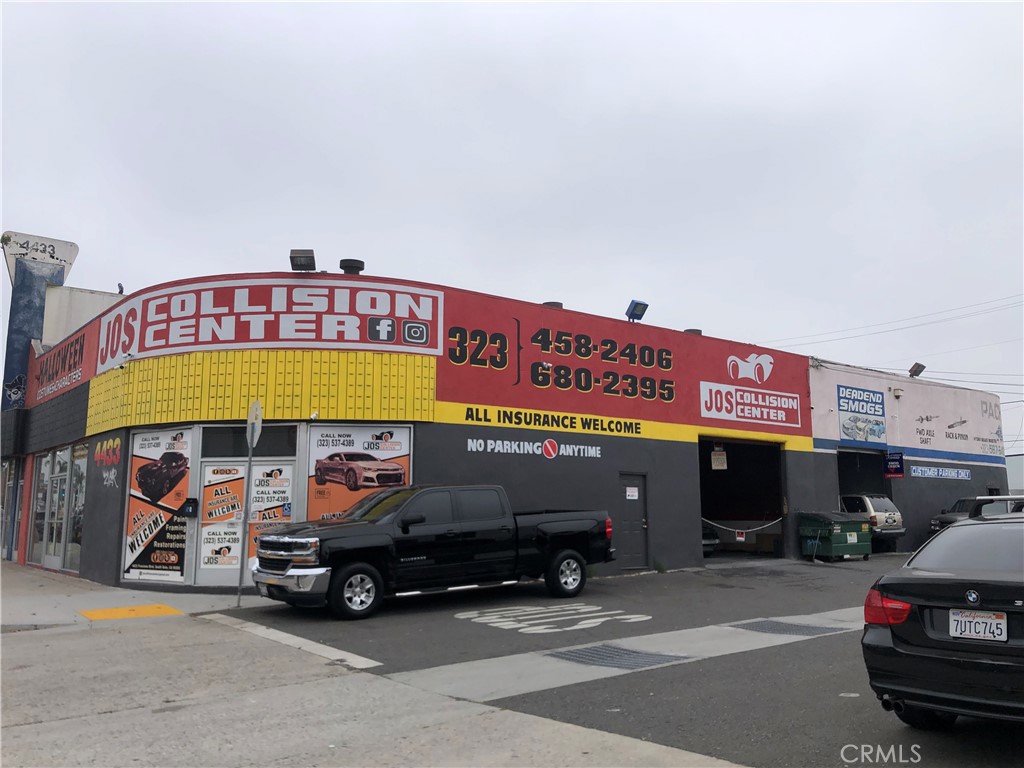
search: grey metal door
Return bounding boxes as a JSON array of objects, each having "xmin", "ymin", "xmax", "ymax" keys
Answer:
[{"xmin": 617, "ymin": 473, "xmax": 649, "ymax": 570}]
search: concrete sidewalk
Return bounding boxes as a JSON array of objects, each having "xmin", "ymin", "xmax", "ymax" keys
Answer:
[
  {"xmin": 0, "ymin": 560, "xmax": 265, "ymax": 631},
  {"xmin": 1, "ymin": 561, "xmax": 745, "ymax": 768}
]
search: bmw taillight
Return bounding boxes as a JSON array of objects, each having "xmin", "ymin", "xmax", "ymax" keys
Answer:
[
  {"xmin": 864, "ymin": 588, "xmax": 912, "ymax": 625},
  {"xmin": 605, "ymin": 517, "xmax": 613, "ymax": 540}
]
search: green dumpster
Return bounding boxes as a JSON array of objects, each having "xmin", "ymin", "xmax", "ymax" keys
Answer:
[{"xmin": 799, "ymin": 511, "xmax": 871, "ymax": 562}]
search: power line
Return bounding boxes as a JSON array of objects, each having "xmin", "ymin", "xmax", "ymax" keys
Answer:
[
  {"xmin": 873, "ymin": 369, "xmax": 1023, "ymax": 377},
  {"xmin": 873, "ymin": 338, "xmax": 1023, "ymax": 365},
  {"xmin": 771, "ymin": 302, "xmax": 1022, "ymax": 348},
  {"xmin": 917, "ymin": 376, "xmax": 1024, "ymax": 387},
  {"xmin": 761, "ymin": 294, "xmax": 1023, "ymax": 344}
]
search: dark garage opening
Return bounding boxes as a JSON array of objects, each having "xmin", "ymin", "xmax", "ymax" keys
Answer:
[
  {"xmin": 698, "ymin": 439, "xmax": 784, "ymax": 556},
  {"xmin": 837, "ymin": 450, "xmax": 890, "ymax": 497}
]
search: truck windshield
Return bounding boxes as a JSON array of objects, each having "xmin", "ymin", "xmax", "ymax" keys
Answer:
[{"xmin": 341, "ymin": 488, "xmax": 417, "ymax": 522}]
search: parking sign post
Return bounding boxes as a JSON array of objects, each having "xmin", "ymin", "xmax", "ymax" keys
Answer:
[{"xmin": 237, "ymin": 400, "xmax": 263, "ymax": 607}]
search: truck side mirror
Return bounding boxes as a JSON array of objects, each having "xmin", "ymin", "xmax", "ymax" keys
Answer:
[{"xmin": 400, "ymin": 513, "xmax": 425, "ymax": 533}]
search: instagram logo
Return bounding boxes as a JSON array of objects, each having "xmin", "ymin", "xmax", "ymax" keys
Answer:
[{"xmin": 402, "ymin": 321, "xmax": 430, "ymax": 345}]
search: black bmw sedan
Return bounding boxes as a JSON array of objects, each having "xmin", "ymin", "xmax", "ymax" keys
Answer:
[{"xmin": 861, "ymin": 514, "xmax": 1024, "ymax": 729}]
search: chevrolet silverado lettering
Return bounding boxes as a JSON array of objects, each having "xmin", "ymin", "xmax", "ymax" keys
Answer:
[{"xmin": 252, "ymin": 485, "xmax": 615, "ymax": 619}]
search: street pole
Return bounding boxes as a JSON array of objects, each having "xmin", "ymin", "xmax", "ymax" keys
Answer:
[{"xmin": 237, "ymin": 400, "xmax": 262, "ymax": 608}]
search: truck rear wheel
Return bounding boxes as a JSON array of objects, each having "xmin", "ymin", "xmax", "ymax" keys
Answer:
[
  {"xmin": 328, "ymin": 562, "xmax": 383, "ymax": 619},
  {"xmin": 545, "ymin": 549, "xmax": 586, "ymax": 598}
]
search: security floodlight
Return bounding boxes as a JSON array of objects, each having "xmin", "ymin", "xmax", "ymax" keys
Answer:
[
  {"xmin": 289, "ymin": 249, "xmax": 316, "ymax": 271},
  {"xmin": 625, "ymin": 299, "xmax": 649, "ymax": 323},
  {"xmin": 908, "ymin": 362, "xmax": 926, "ymax": 378}
]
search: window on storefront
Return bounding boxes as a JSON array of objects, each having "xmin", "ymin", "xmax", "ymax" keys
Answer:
[
  {"xmin": 65, "ymin": 443, "xmax": 89, "ymax": 572},
  {"xmin": 201, "ymin": 426, "xmax": 296, "ymax": 458},
  {"xmin": 29, "ymin": 454, "xmax": 51, "ymax": 564}
]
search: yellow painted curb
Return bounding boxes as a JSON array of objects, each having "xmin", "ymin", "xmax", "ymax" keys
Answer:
[{"xmin": 80, "ymin": 604, "xmax": 185, "ymax": 621}]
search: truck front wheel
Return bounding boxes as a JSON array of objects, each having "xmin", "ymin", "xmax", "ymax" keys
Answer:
[
  {"xmin": 545, "ymin": 549, "xmax": 586, "ymax": 598},
  {"xmin": 328, "ymin": 562, "xmax": 383, "ymax": 619}
]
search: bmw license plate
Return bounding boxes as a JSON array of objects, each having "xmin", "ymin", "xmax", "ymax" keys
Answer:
[{"xmin": 949, "ymin": 609, "xmax": 1007, "ymax": 642}]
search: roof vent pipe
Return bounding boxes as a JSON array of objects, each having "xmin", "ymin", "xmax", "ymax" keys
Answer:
[
  {"xmin": 339, "ymin": 259, "xmax": 365, "ymax": 275},
  {"xmin": 684, "ymin": 328, "xmax": 703, "ymax": 335},
  {"xmin": 542, "ymin": 301, "xmax": 564, "ymax": 309}
]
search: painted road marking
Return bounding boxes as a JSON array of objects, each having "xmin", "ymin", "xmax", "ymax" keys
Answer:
[
  {"xmin": 455, "ymin": 603, "xmax": 653, "ymax": 633},
  {"xmin": 387, "ymin": 606, "xmax": 862, "ymax": 702},
  {"xmin": 200, "ymin": 612, "xmax": 382, "ymax": 669},
  {"xmin": 79, "ymin": 604, "xmax": 184, "ymax": 621}
]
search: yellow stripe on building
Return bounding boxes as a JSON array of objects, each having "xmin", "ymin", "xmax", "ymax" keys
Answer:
[
  {"xmin": 86, "ymin": 350, "xmax": 436, "ymax": 435},
  {"xmin": 434, "ymin": 401, "xmax": 815, "ymax": 452}
]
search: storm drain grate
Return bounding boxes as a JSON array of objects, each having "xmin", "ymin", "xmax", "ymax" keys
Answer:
[
  {"xmin": 733, "ymin": 619, "xmax": 839, "ymax": 636},
  {"xmin": 546, "ymin": 644, "xmax": 688, "ymax": 670}
]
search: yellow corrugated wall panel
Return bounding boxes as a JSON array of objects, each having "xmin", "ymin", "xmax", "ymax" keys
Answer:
[{"xmin": 84, "ymin": 349, "xmax": 436, "ymax": 436}]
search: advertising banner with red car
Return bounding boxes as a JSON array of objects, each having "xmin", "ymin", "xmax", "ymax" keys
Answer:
[
  {"xmin": 306, "ymin": 426, "xmax": 411, "ymax": 522},
  {"xmin": 124, "ymin": 429, "xmax": 191, "ymax": 581}
]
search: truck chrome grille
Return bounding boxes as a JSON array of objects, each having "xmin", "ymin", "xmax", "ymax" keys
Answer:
[
  {"xmin": 258, "ymin": 536, "xmax": 301, "ymax": 553},
  {"xmin": 258, "ymin": 556, "xmax": 292, "ymax": 573}
]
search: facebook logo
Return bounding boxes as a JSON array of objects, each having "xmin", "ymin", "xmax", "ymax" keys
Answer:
[{"xmin": 367, "ymin": 317, "xmax": 396, "ymax": 342}]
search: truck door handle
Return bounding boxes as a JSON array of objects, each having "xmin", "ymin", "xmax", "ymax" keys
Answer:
[
  {"xmin": 445, "ymin": 529, "xmax": 459, "ymax": 537},
  {"xmin": 499, "ymin": 525, "xmax": 512, "ymax": 532}
]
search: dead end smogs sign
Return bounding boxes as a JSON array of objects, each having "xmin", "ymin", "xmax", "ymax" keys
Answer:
[
  {"xmin": 124, "ymin": 429, "xmax": 191, "ymax": 581},
  {"xmin": 95, "ymin": 274, "xmax": 444, "ymax": 372},
  {"xmin": 435, "ymin": 290, "xmax": 811, "ymax": 437}
]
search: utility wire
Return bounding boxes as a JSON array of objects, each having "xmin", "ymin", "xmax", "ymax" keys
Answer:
[
  {"xmin": 770, "ymin": 302, "xmax": 1023, "ymax": 348},
  {"xmin": 761, "ymin": 294, "xmax": 1022, "ymax": 343},
  {"xmin": 917, "ymin": 380, "xmax": 1019, "ymax": 391},
  {"xmin": 874, "ymin": 338, "xmax": 1023, "ymax": 365}
]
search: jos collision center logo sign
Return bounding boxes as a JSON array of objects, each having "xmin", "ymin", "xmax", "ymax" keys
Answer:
[
  {"xmin": 96, "ymin": 277, "xmax": 444, "ymax": 373},
  {"xmin": 467, "ymin": 438, "xmax": 602, "ymax": 459}
]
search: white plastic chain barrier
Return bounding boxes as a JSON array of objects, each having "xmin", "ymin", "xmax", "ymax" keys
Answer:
[{"xmin": 701, "ymin": 517, "xmax": 783, "ymax": 534}]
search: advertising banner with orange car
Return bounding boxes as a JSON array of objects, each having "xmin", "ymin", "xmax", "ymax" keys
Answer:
[
  {"xmin": 124, "ymin": 429, "xmax": 191, "ymax": 581},
  {"xmin": 307, "ymin": 426, "xmax": 411, "ymax": 522}
]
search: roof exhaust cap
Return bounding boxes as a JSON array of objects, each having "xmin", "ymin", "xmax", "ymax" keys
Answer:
[
  {"xmin": 339, "ymin": 259, "xmax": 365, "ymax": 275},
  {"xmin": 684, "ymin": 328, "xmax": 703, "ymax": 335}
]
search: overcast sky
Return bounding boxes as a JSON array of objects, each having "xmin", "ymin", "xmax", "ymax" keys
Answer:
[{"xmin": 2, "ymin": 2, "xmax": 1022, "ymax": 452}]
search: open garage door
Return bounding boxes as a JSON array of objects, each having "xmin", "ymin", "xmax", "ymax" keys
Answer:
[
  {"xmin": 698, "ymin": 439, "xmax": 784, "ymax": 556},
  {"xmin": 837, "ymin": 450, "xmax": 890, "ymax": 497}
]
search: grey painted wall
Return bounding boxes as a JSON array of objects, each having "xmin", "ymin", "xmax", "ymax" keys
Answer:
[
  {"xmin": 80, "ymin": 429, "xmax": 129, "ymax": 586},
  {"xmin": 23, "ymin": 384, "xmax": 89, "ymax": 455},
  {"xmin": 411, "ymin": 423, "xmax": 703, "ymax": 572},
  {"xmin": 891, "ymin": 464, "xmax": 1008, "ymax": 551},
  {"xmin": 783, "ymin": 451, "xmax": 842, "ymax": 557}
]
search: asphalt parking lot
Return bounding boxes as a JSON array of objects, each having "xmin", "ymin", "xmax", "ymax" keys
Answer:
[{"xmin": 222, "ymin": 553, "xmax": 1023, "ymax": 768}]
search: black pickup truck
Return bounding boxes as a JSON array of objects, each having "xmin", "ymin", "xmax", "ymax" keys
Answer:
[{"xmin": 251, "ymin": 484, "xmax": 616, "ymax": 619}]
